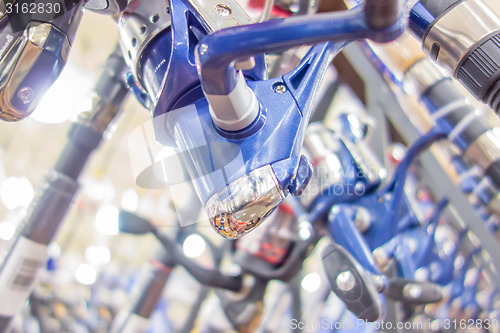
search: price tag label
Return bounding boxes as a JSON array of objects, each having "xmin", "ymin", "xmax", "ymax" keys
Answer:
[{"xmin": 0, "ymin": 237, "xmax": 48, "ymax": 317}]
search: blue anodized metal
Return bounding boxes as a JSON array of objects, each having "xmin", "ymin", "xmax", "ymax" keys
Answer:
[
  {"xmin": 358, "ymin": 130, "xmax": 447, "ymax": 249},
  {"xmin": 321, "ymin": 130, "xmax": 452, "ymax": 284},
  {"xmin": 344, "ymin": 0, "xmax": 435, "ymax": 40},
  {"xmin": 162, "ymin": 42, "xmax": 341, "ymax": 204},
  {"xmin": 408, "ymin": 2, "xmax": 436, "ymax": 40},
  {"xmin": 327, "ymin": 205, "xmax": 380, "ymax": 275},
  {"xmin": 148, "ymin": 0, "xmax": 268, "ymax": 144},
  {"xmin": 143, "ymin": 0, "xmax": 405, "ymax": 209},
  {"xmin": 196, "ymin": 4, "xmax": 404, "ymax": 96}
]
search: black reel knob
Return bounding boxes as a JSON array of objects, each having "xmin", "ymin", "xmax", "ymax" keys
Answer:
[{"xmin": 322, "ymin": 243, "xmax": 383, "ymax": 322}]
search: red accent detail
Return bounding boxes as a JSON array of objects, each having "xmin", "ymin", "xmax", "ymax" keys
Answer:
[
  {"xmin": 278, "ymin": 203, "xmax": 295, "ymax": 216},
  {"xmin": 247, "ymin": 0, "xmax": 293, "ymax": 18},
  {"xmin": 150, "ymin": 259, "xmax": 173, "ymax": 272},
  {"xmin": 271, "ymin": 6, "xmax": 293, "ymax": 17},
  {"xmin": 124, "ymin": 0, "xmax": 140, "ymax": 13},
  {"xmin": 255, "ymin": 252, "xmax": 280, "ymax": 264},
  {"xmin": 387, "ymin": 154, "xmax": 401, "ymax": 166},
  {"xmin": 311, "ymin": 156, "xmax": 324, "ymax": 167}
]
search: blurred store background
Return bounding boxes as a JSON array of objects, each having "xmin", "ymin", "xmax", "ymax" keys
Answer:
[{"xmin": 0, "ymin": 6, "xmax": 332, "ymax": 332}]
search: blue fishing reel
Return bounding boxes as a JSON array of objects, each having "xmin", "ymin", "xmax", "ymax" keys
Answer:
[
  {"xmin": 0, "ymin": 0, "xmax": 132, "ymax": 121},
  {"xmin": 119, "ymin": 0, "xmax": 404, "ymax": 238}
]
